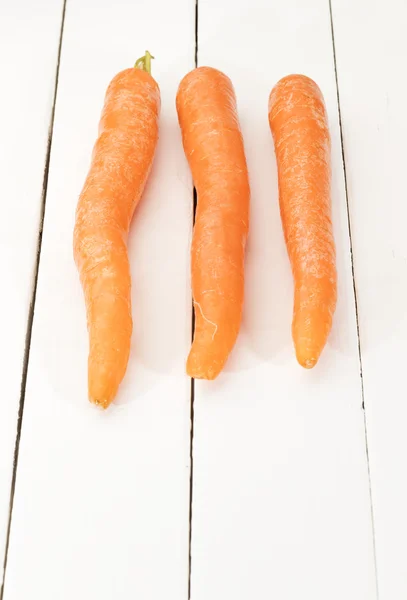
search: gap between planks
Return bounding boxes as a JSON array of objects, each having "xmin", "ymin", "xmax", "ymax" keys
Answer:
[
  {"xmin": 0, "ymin": 1, "xmax": 68, "ymax": 598},
  {"xmin": 188, "ymin": 3, "xmax": 199, "ymax": 598},
  {"xmin": 328, "ymin": 0, "xmax": 379, "ymax": 597}
]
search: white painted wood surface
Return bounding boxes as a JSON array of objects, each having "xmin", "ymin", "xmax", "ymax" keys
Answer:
[
  {"xmin": 2, "ymin": 0, "xmax": 194, "ymax": 598},
  {"xmin": 190, "ymin": 1, "xmax": 376, "ymax": 598},
  {"xmin": 0, "ymin": 0, "xmax": 65, "ymax": 579},
  {"xmin": 2, "ymin": 0, "xmax": 406, "ymax": 598},
  {"xmin": 332, "ymin": 0, "xmax": 407, "ymax": 597}
]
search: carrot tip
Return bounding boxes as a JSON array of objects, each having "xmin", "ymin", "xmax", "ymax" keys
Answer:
[
  {"xmin": 89, "ymin": 396, "xmax": 111, "ymax": 410},
  {"xmin": 89, "ymin": 381, "xmax": 116, "ymax": 409},
  {"xmin": 304, "ymin": 358, "xmax": 317, "ymax": 369},
  {"xmin": 186, "ymin": 368, "xmax": 218, "ymax": 381},
  {"xmin": 296, "ymin": 355, "xmax": 318, "ymax": 369},
  {"xmin": 186, "ymin": 352, "xmax": 222, "ymax": 380}
]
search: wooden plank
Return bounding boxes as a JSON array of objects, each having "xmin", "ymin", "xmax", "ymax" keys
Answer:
[
  {"xmin": 190, "ymin": 1, "xmax": 377, "ymax": 598},
  {"xmin": 331, "ymin": 0, "xmax": 407, "ymax": 597},
  {"xmin": 3, "ymin": 1, "xmax": 194, "ymax": 598},
  {"xmin": 0, "ymin": 0, "xmax": 65, "ymax": 579}
]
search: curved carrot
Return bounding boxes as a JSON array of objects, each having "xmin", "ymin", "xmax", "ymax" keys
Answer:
[
  {"xmin": 268, "ymin": 74, "xmax": 337, "ymax": 368},
  {"xmin": 73, "ymin": 51, "xmax": 160, "ymax": 407},
  {"xmin": 176, "ymin": 67, "xmax": 250, "ymax": 379}
]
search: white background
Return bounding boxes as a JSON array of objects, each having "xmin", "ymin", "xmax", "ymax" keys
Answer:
[{"xmin": 0, "ymin": 0, "xmax": 404, "ymax": 598}]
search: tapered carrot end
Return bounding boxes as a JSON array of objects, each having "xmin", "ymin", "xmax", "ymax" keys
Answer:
[
  {"xmin": 88, "ymin": 377, "xmax": 118, "ymax": 410},
  {"xmin": 293, "ymin": 325, "xmax": 324, "ymax": 370},
  {"xmin": 89, "ymin": 397, "xmax": 111, "ymax": 410},
  {"xmin": 86, "ymin": 296, "xmax": 132, "ymax": 409},
  {"xmin": 186, "ymin": 347, "xmax": 223, "ymax": 380},
  {"xmin": 295, "ymin": 350, "xmax": 319, "ymax": 369},
  {"xmin": 88, "ymin": 355, "xmax": 127, "ymax": 409},
  {"xmin": 293, "ymin": 312, "xmax": 331, "ymax": 370}
]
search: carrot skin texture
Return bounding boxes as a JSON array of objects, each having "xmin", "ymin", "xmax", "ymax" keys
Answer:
[
  {"xmin": 176, "ymin": 67, "xmax": 250, "ymax": 379},
  {"xmin": 268, "ymin": 75, "xmax": 337, "ymax": 368},
  {"xmin": 73, "ymin": 67, "xmax": 160, "ymax": 407}
]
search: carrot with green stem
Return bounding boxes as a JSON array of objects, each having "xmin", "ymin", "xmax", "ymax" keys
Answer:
[
  {"xmin": 268, "ymin": 74, "xmax": 337, "ymax": 368},
  {"xmin": 176, "ymin": 67, "xmax": 250, "ymax": 379},
  {"xmin": 73, "ymin": 51, "xmax": 160, "ymax": 408}
]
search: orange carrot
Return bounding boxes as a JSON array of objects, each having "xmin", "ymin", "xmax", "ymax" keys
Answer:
[
  {"xmin": 176, "ymin": 67, "xmax": 250, "ymax": 379},
  {"xmin": 73, "ymin": 51, "xmax": 160, "ymax": 407},
  {"xmin": 268, "ymin": 74, "xmax": 337, "ymax": 368}
]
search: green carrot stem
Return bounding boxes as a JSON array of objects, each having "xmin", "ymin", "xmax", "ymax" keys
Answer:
[{"xmin": 134, "ymin": 51, "xmax": 154, "ymax": 74}]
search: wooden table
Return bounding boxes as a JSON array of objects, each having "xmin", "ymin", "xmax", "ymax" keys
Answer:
[{"xmin": 0, "ymin": 0, "xmax": 405, "ymax": 598}]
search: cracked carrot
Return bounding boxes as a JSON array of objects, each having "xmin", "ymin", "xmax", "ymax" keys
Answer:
[
  {"xmin": 268, "ymin": 74, "xmax": 337, "ymax": 368},
  {"xmin": 73, "ymin": 51, "xmax": 160, "ymax": 407},
  {"xmin": 176, "ymin": 67, "xmax": 250, "ymax": 379}
]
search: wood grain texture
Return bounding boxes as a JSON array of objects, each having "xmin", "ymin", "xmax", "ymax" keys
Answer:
[
  {"xmin": 2, "ymin": 0, "xmax": 194, "ymax": 598},
  {"xmin": 331, "ymin": 0, "xmax": 407, "ymax": 597},
  {"xmin": 0, "ymin": 0, "xmax": 65, "ymax": 579},
  {"xmin": 190, "ymin": 1, "xmax": 376, "ymax": 598}
]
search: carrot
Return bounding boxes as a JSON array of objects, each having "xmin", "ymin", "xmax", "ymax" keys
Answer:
[
  {"xmin": 73, "ymin": 51, "xmax": 160, "ymax": 408},
  {"xmin": 176, "ymin": 67, "xmax": 250, "ymax": 379},
  {"xmin": 268, "ymin": 74, "xmax": 337, "ymax": 368}
]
